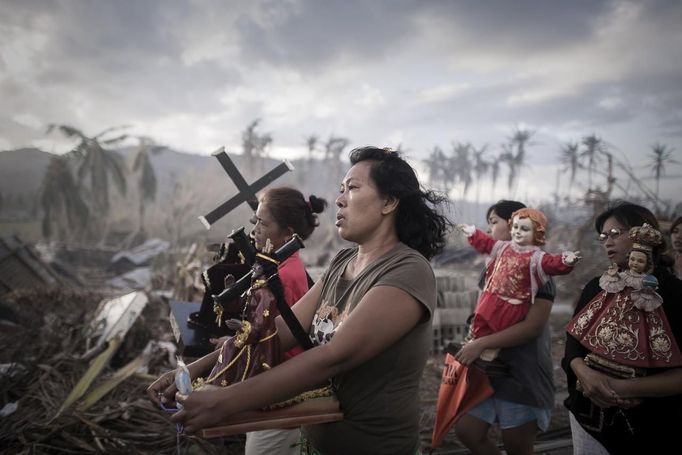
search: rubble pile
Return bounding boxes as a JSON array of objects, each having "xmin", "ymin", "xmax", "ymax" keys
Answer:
[{"xmin": 0, "ymin": 287, "xmax": 237, "ymax": 454}]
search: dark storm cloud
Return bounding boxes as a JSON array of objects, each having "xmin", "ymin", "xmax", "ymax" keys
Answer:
[
  {"xmin": 234, "ymin": 0, "xmax": 421, "ymax": 67},
  {"xmin": 2, "ymin": 0, "xmax": 240, "ymax": 118},
  {"xmin": 422, "ymin": 0, "xmax": 611, "ymax": 50},
  {"xmin": 7, "ymin": 0, "xmax": 176, "ymax": 61},
  {"xmin": 232, "ymin": 0, "xmax": 611, "ymax": 68},
  {"xmin": 1, "ymin": 0, "xmax": 681, "ymax": 188}
]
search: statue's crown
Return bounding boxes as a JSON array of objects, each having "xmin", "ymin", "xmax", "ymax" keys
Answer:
[{"xmin": 629, "ymin": 223, "xmax": 663, "ymax": 251}]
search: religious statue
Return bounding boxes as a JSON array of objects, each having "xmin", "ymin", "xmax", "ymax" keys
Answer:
[{"xmin": 567, "ymin": 223, "xmax": 682, "ymax": 383}]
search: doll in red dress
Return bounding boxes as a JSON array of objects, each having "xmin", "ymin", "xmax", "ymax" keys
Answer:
[
  {"xmin": 567, "ymin": 223, "xmax": 682, "ymax": 371},
  {"xmin": 460, "ymin": 208, "xmax": 581, "ymax": 360}
]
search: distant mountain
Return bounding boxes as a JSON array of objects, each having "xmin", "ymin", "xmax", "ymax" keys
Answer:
[
  {"xmin": 0, "ymin": 145, "xmax": 493, "ymax": 225},
  {"xmin": 0, "ymin": 146, "xmax": 302, "ymax": 201},
  {"xmin": 0, "ymin": 148, "xmax": 53, "ymax": 196},
  {"xmin": 0, "ymin": 145, "xmax": 321, "ymax": 243}
]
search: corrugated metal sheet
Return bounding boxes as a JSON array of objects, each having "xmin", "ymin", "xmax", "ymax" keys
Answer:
[{"xmin": 110, "ymin": 238, "xmax": 170, "ymax": 267}]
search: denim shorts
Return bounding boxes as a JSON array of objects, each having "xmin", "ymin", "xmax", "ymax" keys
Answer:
[{"xmin": 466, "ymin": 397, "xmax": 551, "ymax": 432}]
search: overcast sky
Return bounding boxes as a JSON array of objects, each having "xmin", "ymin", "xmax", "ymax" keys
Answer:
[{"xmin": 1, "ymin": 0, "xmax": 681, "ymax": 206}]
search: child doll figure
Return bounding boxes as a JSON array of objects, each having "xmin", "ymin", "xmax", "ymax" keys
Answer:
[
  {"xmin": 461, "ymin": 208, "xmax": 581, "ymax": 360},
  {"xmin": 597, "ymin": 224, "xmax": 664, "ymax": 311},
  {"xmin": 625, "ymin": 240, "xmax": 664, "ymax": 312}
]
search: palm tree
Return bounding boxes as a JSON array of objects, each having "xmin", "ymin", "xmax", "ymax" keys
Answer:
[
  {"xmin": 489, "ymin": 156, "xmax": 502, "ymax": 202},
  {"xmin": 648, "ymin": 143, "xmax": 679, "ymax": 212},
  {"xmin": 39, "ymin": 155, "xmax": 90, "ymax": 243},
  {"xmin": 242, "ymin": 120, "xmax": 258, "ymax": 160},
  {"xmin": 552, "ymin": 169, "xmax": 562, "ymax": 209},
  {"xmin": 133, "ymin": 137, "xmax": 165, "ymax": 237},
  {"xmin": 47, "ymin": 125, "xmax": 128, "ymax": 210},
  {"xmin": 471, "ymin": 145, "xmax": 489, "ymax": 206},
  {"xmin": 451, "ymin": 142, "xmax": 472, "ymax": 199},
  {"xmin": 499, "ymin": 143, "xmax": 515, "ymax": 193},
  {"xmin": 506, "ymin": 127, "xmax": 535, "ymax": 197},
  {"xmin": 304, "ymin": 135, "xmax": 318, "ymax": 161},
  {"xmin": 47, "ymin": 124, "xmax": 128, "ymax": 243},
  {"xmin": 580, "ymin": 134, "xmax": 606, "ymax": 191},
  {"xmin": 163, "ymin": 174, "xmax": 198, "ymax": 246},
  {"xmin": 323, "ymin": 136, "xmax": 348, "ymax": 161},
  {"xmin": 424, "ymin": 146, "xmax": 447, "ymax": 191},
  {"xmin": 324, "ymin": 135, "xmax": 350, "ymax": 190},
  {"xmin": 559, "ymin": 141, "xmax": 580, "ymax": 197},
  {"xmin": 242, "ymin": 119, "xmax": 273, "ymax": 173}
]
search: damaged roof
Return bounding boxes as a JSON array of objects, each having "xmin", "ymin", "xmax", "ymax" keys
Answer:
[{"xmin": 110, "ymin": 238, "xmax": 170, "ymax": 268}]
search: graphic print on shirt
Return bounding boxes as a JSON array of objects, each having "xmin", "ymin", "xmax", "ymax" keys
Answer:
[{"xmin": 310, "ymin": 302, "xmax": 342, "ymax": 345}]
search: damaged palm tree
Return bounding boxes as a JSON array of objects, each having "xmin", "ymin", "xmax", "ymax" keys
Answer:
[
  {"xmin": 45, "ymin": 124, "xmax": 129, "ymax": 245},
  {"xmin": 39, "ymin": 155, "xmax": 90, "ymax": 244}
]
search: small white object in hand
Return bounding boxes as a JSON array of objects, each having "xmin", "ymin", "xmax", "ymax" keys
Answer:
[
  {"xmin": 457, "ymin": 224, "xmax": 476, "ymax": 237},
  {"xmin": 175, "ymin": 357, "xmax": 193, "ymax": 409}
]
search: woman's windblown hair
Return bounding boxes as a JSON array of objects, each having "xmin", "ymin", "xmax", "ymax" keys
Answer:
[{"xmin": 349, "ymin": 146, "xmax": 453, "ymax": 259}]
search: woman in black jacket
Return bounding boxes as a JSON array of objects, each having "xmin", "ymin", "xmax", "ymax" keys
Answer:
[{"xmin": 562, "ymin": 201, "xmax": 682, "ymax": 454}]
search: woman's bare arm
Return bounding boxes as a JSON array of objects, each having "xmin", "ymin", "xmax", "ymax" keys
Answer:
[
  {"xmin": 172, "ymin": 284, "xmax": 424, "ymax": 434},
  {"xmin": 456, "ymin": 298, "xmax": 552, "ymax": 364},
  {"xmin": 611, "ymin": 367, "xmax": 682, "ymax": 399}
]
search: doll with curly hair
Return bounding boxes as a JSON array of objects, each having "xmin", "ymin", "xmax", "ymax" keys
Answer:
[{"xmin": 460, "ymin": 208, "xmax": 581, "ymax": 360}]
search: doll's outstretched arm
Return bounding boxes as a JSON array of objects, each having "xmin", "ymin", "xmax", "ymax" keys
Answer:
[
  {"xmin": 459, "ymin": 225, "xmax": 497, "ymax": 254},
  {"xmin": 540, "ymin": 250, "xmax": 581, "ymax": 275},
  {"xmin": 562, "ymin": 251, "xmax": 582, "ymax": 266}
]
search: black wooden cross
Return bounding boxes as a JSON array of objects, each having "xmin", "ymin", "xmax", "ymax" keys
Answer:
[{"xmin": 198, "ymin": 147, "xmax": 294, "ymax": 229}]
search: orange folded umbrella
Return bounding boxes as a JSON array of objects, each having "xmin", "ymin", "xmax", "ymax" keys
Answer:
[{"xmin": 431, "ymin": 353, "xmax": 494, "ymax": 448}]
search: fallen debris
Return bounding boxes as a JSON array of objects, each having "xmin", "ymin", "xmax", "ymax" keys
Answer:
[{"xmin": 0, "ymin": 287, "xmax": 234, "ymax": 454}]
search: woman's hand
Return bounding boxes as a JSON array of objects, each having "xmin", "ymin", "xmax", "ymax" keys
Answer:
[
  {"xmin": 455, "ymin": 338, "xmax": 486, "ymax": 366},
  {"xmin": 610, "ymin": 377, "xmax": 643, "ymax": 408},
  {"xmin": 209, "ymin": 335, "xmax": 230, "ymax": 350},
  {"xmin": 225, "ymin": 318, "xmax": 244, "ymax": 332},
  {"xmin": 572, "ymin": 359, "xmax": 620, "ymax": 408},
  {"xmin": 147, "ymin": 370, "xmax": 177, "ymax": 408},
  {"xmin": 171, "ymin": 384, "xmax": 229, "ymax": 434}
]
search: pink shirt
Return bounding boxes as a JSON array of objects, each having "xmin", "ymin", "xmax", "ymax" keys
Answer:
[{"xmin": 277, "ymin": 251, "xmax": 309, "ymax": 359}]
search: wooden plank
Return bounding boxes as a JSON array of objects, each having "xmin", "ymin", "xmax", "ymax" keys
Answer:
[{"xmin": 52, "ymin": 336, "xmax": 123, "ymax": 420}]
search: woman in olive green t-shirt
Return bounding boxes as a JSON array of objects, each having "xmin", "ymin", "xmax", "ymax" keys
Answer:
[{"xmin": 149, "ymin": 146, "xmax": 453, "ymax": 455}]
